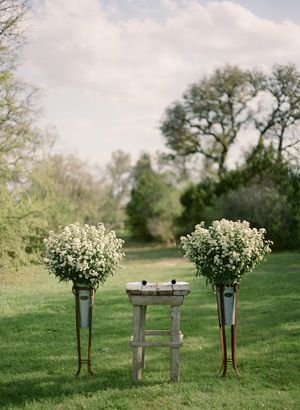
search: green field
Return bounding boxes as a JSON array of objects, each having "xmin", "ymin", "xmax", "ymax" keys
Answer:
[{"xmin": 0, "ymin": 248, "xmax": 299, "ymax": 410}]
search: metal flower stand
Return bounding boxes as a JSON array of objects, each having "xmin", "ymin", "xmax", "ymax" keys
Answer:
[
  {"xmin": 215, "ymin": 283, "xmax": 240, "ymax": 377},
  {"xmin": 72, "ymin": 286, "xmax": 95, "ymax": 376}
]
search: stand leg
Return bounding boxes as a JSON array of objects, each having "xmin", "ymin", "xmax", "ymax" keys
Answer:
[
  {"xmin": 75, "ymin": 289, "xmax": 82, "ymax": 376},
  {"xmin": 74, "ymin": 287, "xmax": 94, "ymax": 376},
  {"xmin": 217, "ymin": 285, "xmax": 228, "ymax": 377},
  {"xmin": 219, "ymin": 324, "xmax": 227, "ymax": 377},
  {"xmin": 217, "ymin": 284, "xmax": 241, "ymax": 377},
  {"xmin": 232, "ymin": 284, "xmax": 240, "ymax": 376},
  {"xmin": 87, "ymin": 289, "xmax": 94, "ymax": 376},
  {"xmin": 231, "ymin": 325, "xmax": 240, "ymax": 376},
  {"xmin": 132, "ymin": 305, "xmax": 142, "ymax": 381},
  {"xmin": 170, "ymin": 305, "xmax": 180, "ymax": 382}
]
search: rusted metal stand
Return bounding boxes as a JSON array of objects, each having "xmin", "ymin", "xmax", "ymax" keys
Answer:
[
  {"xmin": 215, "ymin": 283, "xmax": 240, "ymax": 377},
  {"xmin": 73, "ymin": 286, "xmax": 94, "ymax": 376}
]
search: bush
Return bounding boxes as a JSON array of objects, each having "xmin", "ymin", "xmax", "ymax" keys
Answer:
[
  {"xmin": 219, "ymin": 182, "xmax": 293, "ymax": 249},
  {"xmin": 179, "ymin": 179, "xmax": 216, "ymax": 235}
]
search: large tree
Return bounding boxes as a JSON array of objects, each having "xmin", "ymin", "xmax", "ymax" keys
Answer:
[
  {"xmin": 161, "ymin": 65, "xmax": 256, "ymax": 177},
  {"xmin": 0, "ymin": 0, "xmax": 50, "ymax": 183},
  {"xmin": 0, "ymin": 0, "xmax": 28, "ymax": 72},
  {"xmin": 253, "ymin": 63, "xmax": 300, "ymax": 160},
  {"xmin": 161, "ymin": 63, "xmax": 300, "ymax": 176},
  {"xmin": 0, "ymin": 76, "xmax": 49, "ymax": 182},
  {"xmin": 0, "ymin": 0, "xmax": 53, "ymax": 269}
]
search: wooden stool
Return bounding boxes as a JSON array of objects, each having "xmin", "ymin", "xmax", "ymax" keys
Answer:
[{"xmin": 126, "ymin": 281, "xmax": 190, "ymax": 382}]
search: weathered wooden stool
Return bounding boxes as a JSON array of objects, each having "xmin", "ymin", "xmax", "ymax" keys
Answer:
[{"xmin": 126, "ymin": 281, "xmax": 190, "ymax": 382}]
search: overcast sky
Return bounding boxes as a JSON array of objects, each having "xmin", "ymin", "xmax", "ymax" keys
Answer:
[{"xmin": 20, "ymin": 0, "xmax": 300, "ymax": 166}]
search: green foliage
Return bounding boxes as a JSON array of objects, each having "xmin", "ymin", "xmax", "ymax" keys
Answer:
[
  {"xmin": 21, "ymin": 154, "xmax": 111, "ymax": 256},
  {"xmin": 216, "ymin": 145, "xmax": 294, "ymax": 195},
  {"xmin": 217, "ymin": 150, "xmax": 300, "ymax": 249},
  {"xmin": 220, "ymin": 182, "xmax": 293, "ymax": 250},
  {"xmin": 104, "ymin": 150, "xmax": 131, "ymax": 230},
  {"xmin": 0, "ymin": 152, "xmax": 119, "ymax": 269},
  {"xmin": 179, "ymin": 148, "xmax": 300, "ymax": 249},
  {"xmin": 0, "ymin": 0, "xmax": 56, "ymax": 269},
  {"xmin": 179, "ymin": 179, "xmax": 216, "ymax": 234},
  {"xmin": 126, "ymin": 153, "xmax": 182, "ymax": 243},
  {"xmin": 0, "ymin": 183, "xmax": 27, "ymax": 268}
]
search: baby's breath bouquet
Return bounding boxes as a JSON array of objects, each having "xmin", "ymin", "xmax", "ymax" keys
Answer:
[
  {"xmin": 180, "ymin": 219, "xmax": 272, "ymax": 286},
  {"xmin": 43, "ymin": 223, "xmax": 125, "ymax": 289}
]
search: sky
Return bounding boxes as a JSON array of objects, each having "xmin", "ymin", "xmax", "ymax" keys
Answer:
[{"xmin": 20, "ymin": 0, "xmax": 300, "ymax": 166}]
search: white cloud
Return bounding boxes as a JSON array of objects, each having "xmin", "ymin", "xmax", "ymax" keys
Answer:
[
  {"xmin": 161, "ymin": 0, "xmax": 179, "ymax": 12},
  {"xmin": 21, "ymin": 0, "xmax": 300, "ymax": 164}
]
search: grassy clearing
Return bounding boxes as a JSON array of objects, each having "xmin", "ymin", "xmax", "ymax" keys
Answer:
[{"xmin": 0, "ymin": 247, "xmax": 300, "ymax": 409}]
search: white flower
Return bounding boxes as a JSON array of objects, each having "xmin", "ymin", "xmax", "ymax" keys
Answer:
[
  {"xmin": 180, "ymin": 219, "xmax": 272, "ymax": 286},
  {"xmin": 43, "ymin": 222, "xmax": 125, "ymax": 289}
]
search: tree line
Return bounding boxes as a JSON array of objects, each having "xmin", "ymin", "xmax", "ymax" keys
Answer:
[
  {"xmin": 1, "ymin": 0, "xmax": 300, "ymax": 271},
  {"xmin": 127, "ymin": 62, "xmax": 300, "ymax": 249}
]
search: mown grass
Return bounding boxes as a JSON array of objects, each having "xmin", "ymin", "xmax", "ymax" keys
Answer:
[{"xmin": 0, "ymin": 247, "xmax": 299, "ymax": 409}]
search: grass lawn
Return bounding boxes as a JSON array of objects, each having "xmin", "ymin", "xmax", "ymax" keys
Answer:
[{"xmin": 0, "ymin": 247, "xmax": 300, "ymax": 410}]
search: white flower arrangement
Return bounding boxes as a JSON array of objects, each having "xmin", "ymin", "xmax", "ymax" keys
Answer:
[
  {"xmin": 180, "ymin": 219, "xmax": 272, "ymax": 286},
  {"xmin": 43, "ymin": 223, "xmax": 125, "ymax": 289}
]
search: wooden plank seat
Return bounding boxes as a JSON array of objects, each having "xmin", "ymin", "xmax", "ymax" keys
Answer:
[{"xmin": 126, "ymin": 281, "xmax": 190, "ymax": 382}]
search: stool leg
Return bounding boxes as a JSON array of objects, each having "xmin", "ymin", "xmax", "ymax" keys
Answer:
[
  {"xmin": 132, "ymin": 305, "xmax": 142, "ymax": 381},
  {"xmin": 140, "ymin": 305, "xmax": 146, "ymax": 370},
  {"xmin": 170, "ymin": 305, "xmax": 180, "ymax": 382}
]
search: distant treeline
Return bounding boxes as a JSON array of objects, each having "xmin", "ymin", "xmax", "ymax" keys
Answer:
[{"xmin": 1, "ymin": 1, "xmax": 300, "ymax": 270}]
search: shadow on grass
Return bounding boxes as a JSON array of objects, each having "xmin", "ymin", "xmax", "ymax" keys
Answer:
[{"xmin": 0, "ymin": 368, "xmax": 172, "ymax": 408}]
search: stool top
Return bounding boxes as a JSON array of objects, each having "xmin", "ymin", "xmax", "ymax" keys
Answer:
[{"xmin": 126, "ymin": 281, "xmax": 190, "ymax": 296}]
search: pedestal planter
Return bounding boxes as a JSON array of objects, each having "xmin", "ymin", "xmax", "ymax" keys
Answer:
[
  {"xmin": 76, "ymin": 287, "xmax": 94, "ymax": 328},
  {"xmin": 43, "ymin": 222, "xmax": 125, "ymax": 376},
  {"xmin": 72, "ymin": 285, "xmax": 95, "ymax": 376},
  {"xmin": 215, "ymin": 283, "xmax": 240, "ymax": 377},
  {"xmin": 216, "ymin": 286, "xmax": 236, "ymax": 325},
  {"xmin": 180, "ymin": 219, "xmax": 272, "ymax": 378}
]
